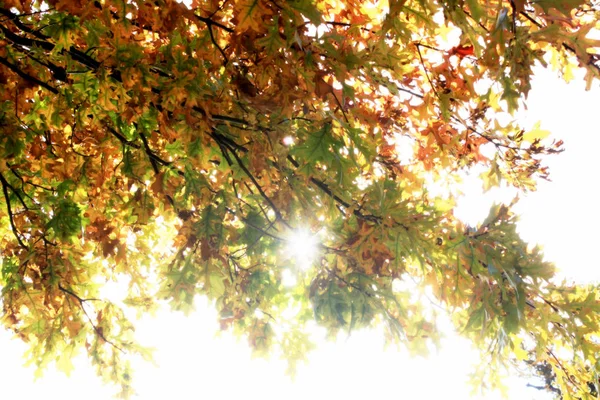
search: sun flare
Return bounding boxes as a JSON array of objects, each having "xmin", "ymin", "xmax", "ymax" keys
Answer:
[{"xmin": 285, "ymin": 229, "xmax": 320, "ymax": 269}]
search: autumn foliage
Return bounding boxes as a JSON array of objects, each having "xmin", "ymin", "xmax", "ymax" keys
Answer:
[{"xmin": 1, "ymin": 0, "xmax": 599, "ymax": 397}]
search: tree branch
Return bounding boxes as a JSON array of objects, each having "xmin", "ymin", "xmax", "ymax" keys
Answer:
[
  {"xmin": 0, "ymin": 7, "xmax": 50, "ymax": 40},
  {"xmin": 58, "ymin": 284, "xmax": 124, "ymax": 353},
  {"xmin": 138, "ymin": 131, "xmax": 160, "ymax": 174},
  {"xmin": 286, "ymin": 154, "xmax": 381, "ymax": 223},
  {"xmin": 207, "ymin": 24, "xmax": 228, "ymax": 64},
  {"xmin": 416, "ymin": 43, "xmax": 440, "ymax": 100},
  {"xmin": 0, "ymin": 172, "xmax": 28, "ymax": 249},
  {"xmin": 194, "ymin": 14, "xmax": 235, "ymax": 34},
  {"xmin": 547, "ymin": 348, "xmax": 583, "ymax": 392},
  {"xmin": 8, "ymin": 165, "xmax": 55, "ymax": 193},
  {"xmin": 520, "ymin": 10, "xmax": 600, "ymax": 74},
  {"xmin": 325, "ymin": 267, "xmax": 374, "ymax": 298},
  {"xmin": 211, "ymin": 130, "xmax": 285, "ymax": 222},
  {"xmin": 0, "ymin": 55, "xmax": 59, "ymax": 94},
  {"xmin": 0, "ymin": 172, "xmax": 29, "ymax": 210}
]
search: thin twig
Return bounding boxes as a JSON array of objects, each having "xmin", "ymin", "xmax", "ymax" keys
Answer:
[
  {"xmin": 325, "ymin": 267, "xmax": 374, "ymax": 298},
  {"xmin": 521, "ymin": 10, "xmax": 600, "ymax": 74},
  {"xmin": 547, "ymin": 348, "xmax": 582, "ymax": 392},
  {"xmin": 8, "ymin": 165, "xmax": 55, "ymax": 192},
  {"xmin": 416, "ymin": 43, "xmax": 440, "ymax": 100},
  {"xmin": 286, "ymin": 154, "xmax": 382, "ymax": 223}
]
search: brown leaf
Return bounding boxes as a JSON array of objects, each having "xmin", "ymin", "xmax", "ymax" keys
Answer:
[
  {"xmin": 200, "ymin": 238, "xmax": 211, "ymax": 261},
  {"xmin": 151, "ymin": 171, "xmax": 165, "ymax": 195},
  {"xmin": 314, "ymin": 71, "xmax": 333, "ymax": 99},
  {"xmin": 512, "ymin": 0, "xmax": 526, "ymax": 12},
  {"xmin": 234, "ymin": 74, "xmax": 258, "ymax": 97}
]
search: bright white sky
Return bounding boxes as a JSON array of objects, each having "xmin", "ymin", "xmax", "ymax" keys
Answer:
[{"xmin": 1, "ymin": 67, "xmax": 599, "ymax": 399}]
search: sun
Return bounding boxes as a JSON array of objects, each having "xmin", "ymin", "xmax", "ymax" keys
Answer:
[{"xmin": 285, "ymin": 229, "xmax": 320, "ymax": 270}]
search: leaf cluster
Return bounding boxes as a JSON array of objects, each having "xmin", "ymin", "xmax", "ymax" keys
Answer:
[{"xmin": 0, "ymin": 0, "xmax": 599, "ymax": 397}]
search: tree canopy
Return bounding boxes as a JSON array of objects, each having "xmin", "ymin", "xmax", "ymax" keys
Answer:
[{"xmin": 1, "ymin": 0, "xmax": 599, "ymax": 397}]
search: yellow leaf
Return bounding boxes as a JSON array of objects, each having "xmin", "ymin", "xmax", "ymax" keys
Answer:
[
  {"xmin": 234, "ymin": 0, "xmax": 267, "ymax": 32},
  {"xmin": 512, "ymin": 336, "xmax": 528, "ymax": 361},
  {"xmin": 523, "ymin": 122, "xmax": 551, "ymax": 142}
]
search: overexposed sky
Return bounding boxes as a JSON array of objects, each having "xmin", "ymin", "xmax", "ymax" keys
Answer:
[
  {"xmin": 1, "ymin": 67, "xmax": 598, "ymax": 399},
  {"xmin": 456, "ymin": 66, "xmax": 600, "ymax": 284}
]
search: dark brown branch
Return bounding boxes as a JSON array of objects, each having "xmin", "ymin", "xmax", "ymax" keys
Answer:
[
  {"xmin": 0, "ymin": 55, "xmax": 59, "ymax": 94},
  {"xmin": 215, "ymin": 139, "xmax": 234, "ymax": 166},
  {"xmin": 520, "ymin": 10, "xmax": 600, "ymax": 74},
  {"xmin": 325, "ymin": 267, "xmax": 374, "ymax": 298},
  {"xmin": 415, "ymin": 43, "xmax": 440, "ymax": 100},
  {"xmin": 1, "ymin": 20, "xmax": 254, "ymax": 130},
  {"xmin": 0, "ymin": 170, "xmax": 29, "ymax": 210},
  {"xmin": 1, "ymin": 21, "xmax": 246, "ymax": 176},
  {"xmin": 539, "ymin": 295, "xmax": 560, "ymax": 313},
  {"xmin": 286, "ymin": 154, "xmax": 381, "ymax": 223},
  {"xmin": 453, "ymin": 116, "xmax": 526, "ymax": 152},
  {"xmin": 138, "ymin": 131, "xmax": 160, "ymax": 174},
  {"xmin": 0, "ymin": 7, "xmax": 50, "ymax": 39},
  {"xmin": 8, "ymin": 165, "xmax": 55, "ymax": 192},
  {"xmin": 209, "ymin": 118, "xmax": 400, "ymax": 227},
  {"xmin": 210, "ymin": 113, "xmax": 255, "ymax": 126},
  {"xmin": 207, "ymin": 0, "xmax": 231, "ymax": 18},
  {"xmin": 106, "ymin": 125, "xmax": 172, "ymax": 169},
  {"xmin": 0, "ymin": 172, "xmax": 28, "ymax": 249},
  {"xmin": 106, "ymin": 125, "xmax": 140, "ymax": 149},
  {"xmin": 58, "ymin": 284, "xmax": 102, "ymax": 303},
  {"xmin": 0, "ymin": 23, "xmax": 55, "ymax": 51},
  {"xmin": 225, "ymin": 206, "xmax": 284, "ymax": 242},
  {"xmin": 397, "ymin": 86, "xmax": 424, "ymax": 99},
  {"xmin": 194, "ymin": 14, "xmax": 235, "ymax": 33},
  {"xmin": 0, "ymin": 23, "xmax": 101, "ymax": 71},
  {"xmin": 310, "ymin": 20, "xmax": 379, "ymax": 35},
  {"xmin": 13, "ymin": 42, "xmax": 69, "ymax": 82},
  {"xmin": 547, "ymin": 348, "xmax": 583, "ymax": 392},
  {"xmin": 3, "ymin": 32, "xmax": 171, "ymax": 175},
  {"xmin": 211, "ymin": 131, "xmax": 284, "ymax": 221},
  {"xmin": 211, "ymin": 123, "xmax": 384, "ymax": 224},
  {"xmin": 461, "ymin": 8, "xmax": 490, "ymax": 33},
  {"xmin": 213, "ymin": 127, "xmax": 249, "ymax": 152},
  {"xmin": 58, "ymin": 284, "xmax": 123, "ymax": 353},
  {"xmin": 207, "ymin": 24, "xmax": 228, "ymax": 64}
]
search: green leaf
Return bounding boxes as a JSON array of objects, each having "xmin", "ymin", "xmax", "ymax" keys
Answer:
[
  {"xmin": 288, "ymin": 0, "xmax": 322, "ymax": 25},
  {"xmin": 47, "ymin": 199, "xmax": 82, "ymax": 241},
  {"xmin": 534, "ymin": 0, "xmax": 586, "ymax": 16},
  {"xmin": 208, "ymin": 273, "xmax": 226, "ymax": 297},
  {"xmin": 465, "ymin": 307, "xmax": 485, "ymax": 332},
  {"xmin": 165, "ymin": 140, "xmax": 185, "ymax": 156}
]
